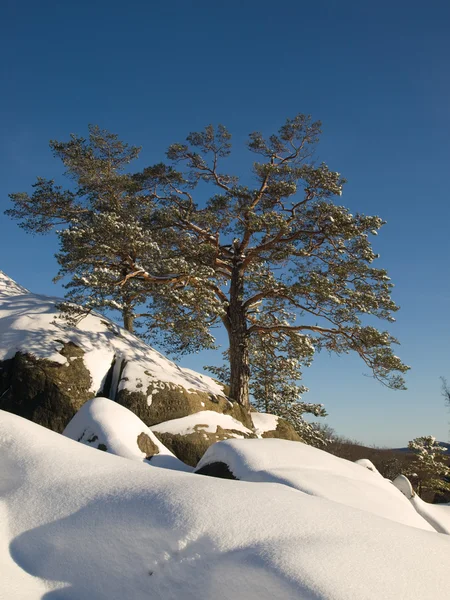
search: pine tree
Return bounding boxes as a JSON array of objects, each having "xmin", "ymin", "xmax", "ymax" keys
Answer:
[
  {"xmin": 248, "ymin": 333, "xmax": 328, "ymax": 446},
  {"xmin": 7, "ymin": 116, "xmax": 410, "ymax": 409},
  {"xmin": 405, "ymin": 436, "xmax": 450, "ymax": 498},
  {"xmin": 207, "ymin": 328, "xmax": 328, "ymax": 446},
  {"xmin": 6, "ymin": 126, "xmax": 174, "ymax": 332},
  {"xmin": 130, "ymin": 114, "xmax": 409, "ymax": 407}
]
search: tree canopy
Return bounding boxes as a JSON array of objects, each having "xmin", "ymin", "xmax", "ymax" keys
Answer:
[{"xmin": 7, "ymin": 115, "xmax": 409, "ymax": 410}]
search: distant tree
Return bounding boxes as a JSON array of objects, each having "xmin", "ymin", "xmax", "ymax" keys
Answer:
[
  {"xmin": 405, "ymin": 436, "xmax": 450, "ymax": 498},
  {"xmin": 440, "ymin": 377, "xmax": 450, "ymax": 441},
  {"xmin": 129, "ymin": 114, "xmax": 409, "ymax": 408}
]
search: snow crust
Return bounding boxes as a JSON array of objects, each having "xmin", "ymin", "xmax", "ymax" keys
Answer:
[
  {"xmin": 3, "ymin": 411, "xmax": 450, "ymax": 600},
  {"xmin": 0, "ymin": 271, "xmax": 224, "ymax": 399},
  {"xmin": 151, "ymin": 410, "xmax": 252, "ymax": 436},
  {"xmin": 63, "ymin": 397, "xmax": 191, "ymax": 472},
  {"xmin": 196, "ymin": 439, "xmax": 436, "ymax": 530},
  {"xmin": 251, "ymin": 412, "xmax": 279, "ymax": 436}
]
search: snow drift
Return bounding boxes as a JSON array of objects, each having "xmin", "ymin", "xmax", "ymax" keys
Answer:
[
  {"xmin": 2, "ymin": 410, "xmax": 450, "ymax": 600},
  {"xmin": 63, "ymin": 397, "xmax": 192, "ymax": 472},
  {"xmin": 196, "ymin": 438, "xmax": 436, "ymax": 530}
]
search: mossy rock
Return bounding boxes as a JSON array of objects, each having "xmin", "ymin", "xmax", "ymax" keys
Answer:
[
  {"xmin": 117, "ymin": 381, "xmax": 253, "ymax": 430},
  {"xmin": 0, "ymin": 343, "xmax": 93, "ymax": 433},
  {"xmin": 137, "ymin": 432, "xmax": 160, "ymax": 458},
  {"xmin": 260, "ymin": 417, "xmax": 302, "ymax": 442},
  {"xmin": 154, "ymin": 426, "xmax": 256, "ymax": 467}
]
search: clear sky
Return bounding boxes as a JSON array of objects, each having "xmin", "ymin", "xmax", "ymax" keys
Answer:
[{"xmin": 1, "ymin": 0, "xmax": 450, "ymax": 447}]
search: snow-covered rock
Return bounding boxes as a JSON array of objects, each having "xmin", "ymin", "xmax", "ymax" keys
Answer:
[
  {"xmin": 63, "ymin": 397, "xmax": 191, "ymax": 472},
  {"xmin": 393, "ymin": 474, "xmax": 450, "ymax": 534},
  {"xmin": 0, "ymin": 271, "xmax": 251, "ymax": 437},
  {"xmin": 354, "ymin": 458, "xmax": 384, "ymax": 476},
  {"xmin": 2, "ymin": 411, "xmax": 450, "ymax": 600},
  {"xmin": 152, "ymin": 411, "xmax": 255, "ymax": 466},
  {"xmin": 251, "ymin": 411, "xmax": 301, "ymax": 441},
  {"xmin": 196, "ymin": 438, "xmax": 435, "ymax": 530}
]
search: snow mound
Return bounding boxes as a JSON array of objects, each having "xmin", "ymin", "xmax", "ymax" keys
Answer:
[
  {"xmin": 196, "ymin": 439, "xmax": 435, "ymax": 530},
  {"xmin": 3, "ymin": 411, "xmax": 450, "ymax": 600},
  {"xmin": 251, "ymin": 412, "xmax": 279, "ymax": 436},
  {"xmin": 0, "ymin": 271, "xmax": 224, "ymax": 398},
  {"xmin": 151, "ymin": 410, "xmax": 253, "ymax": 436},
  {"xmin": 355, "ymin": 458, "xmax": 383, "ymax": 476},
  {"xmin": 393, "ymin": 475, "xmax": 450, "ymax": 534},
  {"xmin": 63, "ymin": 397, "xmax": 192, "ymax": 472}
]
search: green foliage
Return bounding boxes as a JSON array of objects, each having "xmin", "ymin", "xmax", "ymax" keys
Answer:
[
  {"xmin": 7, "ymin": 126, "xmax": 172, "ymax": 333},
  {"xmin": 404, "ymin": 436, "xmax": 450, "ymax": 498},
  {"xmin": 147, "ymin": 114, "xmax": 409, "ymax": 390},
  {"xmin": 7, "ymin": 114, "xmax": 409, "ymax": 405},
  {"xmin": 207, "ymin": 333, "xmax": 328, "ymax": 448}
]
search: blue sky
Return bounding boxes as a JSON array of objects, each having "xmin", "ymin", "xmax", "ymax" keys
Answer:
[{"xmin": 1, "ymin": 0, "xmax": 450, "ymax": 446}]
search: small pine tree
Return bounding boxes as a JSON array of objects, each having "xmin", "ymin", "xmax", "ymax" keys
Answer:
[
  {"xmin": 405, "ymin": 436, "xmax": 450, "ymax": 498},
  {"xmin": 207, "ymin": 333, "xmax": 328, "ymax": 447},
  {"xmin": 247, "ymin": 334, "xmax": 328, "ymax": 446},
  {"xmin": 6, "ymin": 126, "xmax": 174, "ymax": 333}
]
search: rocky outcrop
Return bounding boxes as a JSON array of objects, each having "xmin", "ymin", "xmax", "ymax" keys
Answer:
[
  {"xmin": 151, "ymin": 411, "xmax": 256, "ymax": 467},
  {"xmin": 0, "ymin": 272, "xmax": 303, "ymax": 467},
  {"xmin": 0, "ymin": 272, "xmax": 237, "ymax": 439},
  {"xmin": 259, "ymin": 418, "xmax": 302, "ymax": 442},
  {"xmin": 251, "ymin": 412, "xmax": 302, "ymax": 442},
  {"xmin": 0, "ymin": 343, "xmax": 93, "ymax": 433},
  {"xmin": 117, "ymin": 381, "xmax": 252, "ymax": 430}
]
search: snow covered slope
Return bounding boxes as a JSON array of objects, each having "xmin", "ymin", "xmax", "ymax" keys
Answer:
[
  {"xmin": 63, "ymin": 397, "xmax": 192, "ymax": 472},
  {"xmin": 196, "ymin": 438, "xmax": 436, "ymax": 530},
  {"xmin": 2, "ymin": 411, "xmax": 450, "ymax": 600},
  {"xmin": 0, "ymin": 271, "xmax": 224, "ymax": 399}
]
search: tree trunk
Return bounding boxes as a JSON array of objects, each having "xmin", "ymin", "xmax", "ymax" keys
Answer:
[
  {"xmin": 122, "ymin": 307, "xmax": 135, "ymax": 333},
  {"xmin": 228, "ymin": 259, "xmax": 250, "ymax": 408}
]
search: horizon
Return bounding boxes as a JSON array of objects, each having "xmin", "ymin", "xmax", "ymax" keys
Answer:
[{"xmin": 1, "ymin": 0, "xmax": 450, "ymax": 446}]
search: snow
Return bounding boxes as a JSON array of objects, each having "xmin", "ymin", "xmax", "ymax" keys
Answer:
[
  {"xmin": 251, "ymin": 412, "xmax": 279, "ymax": 436},
  {"xmin": 0, "ymin": 271, "xmax": 225, "ymax": 398},
  {"xmin": 151, "ymin": 410, "xmax": 253, "ymax": 436},
  {"xmin": 354, "ymin": 458, "xmax": 383, "ymax": 476},
  {"xmin": 2, "ymin": 411, "xmax": 450, "ymax": 599},
  {"xmin": 393, "ymin": 475, "xmax": 450, "ymax": 534},
  {"xmin": 409, "ymin": 496, "xmax": 450, "ymax": 535},
  {"xmin": 0, "ymin": 271, "xmax": 28, "ymax": 298},
  {"xmin": 63, "ymin": 397, "xmax": 192, "ymax": 472},
  {"xmin": 196, "ymin": 439, "xmax": 435, "ymax": 530}
]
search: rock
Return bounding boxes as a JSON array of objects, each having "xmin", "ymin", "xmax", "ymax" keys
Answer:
[
  {"xmin": 62, "ymin": 397, "xmax": 192, "ymax": 472},
  {"xmin": 0, "ymin": 343, "xmax": 93, "ymax": 433},
  {"xmin": 0, "ymin": 272, "xmax": 250, "ymax": 441},
  {"xmin": 151, "ymin": 411, "xmax": 256, "ymax": 467},
  {"xmin": 137, "ymin": 432, "xmax": 160, "ymax": 457},
  {"xmin": 195, "ymin": 461, "xmax": 237, "ymax": 479},
  {"xmin": 251, "ymin": 412, "xmax": 302, "ymax": 442},
  {"xmin": 117, "ymin": 382, "xmax": 253, "ymax": 430}
]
